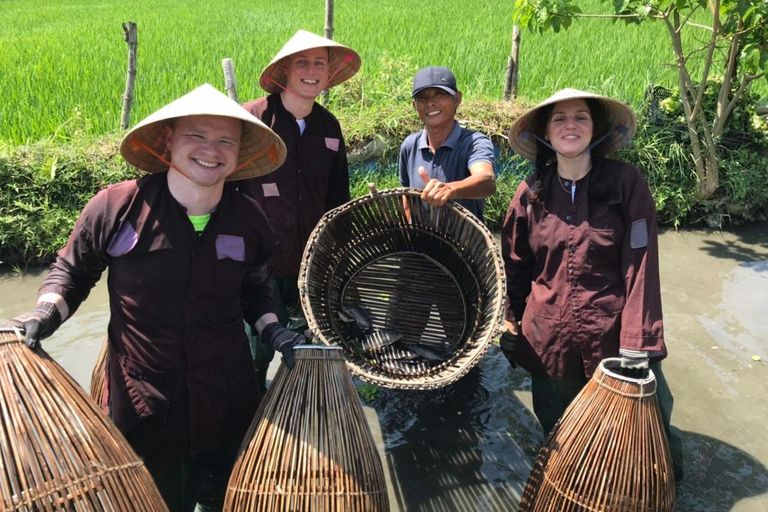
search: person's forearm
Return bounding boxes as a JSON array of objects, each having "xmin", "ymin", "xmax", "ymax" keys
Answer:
[
  {"xmin": 254, "ymin": 313, "xmax": 279, "ymax": 333},
  {"xmin": 450, "ymin": 172, "xmax": 496, "ymax": 200},
  {"xmin": 37, "ymin": 293, "xmax": 70, "ymax": 321}
]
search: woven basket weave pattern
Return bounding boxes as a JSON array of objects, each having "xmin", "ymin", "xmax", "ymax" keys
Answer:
[
  {"xmin": 0, "ymin": 331, "xmax": 168, "ymax": 512},
  {"xmin": 519, "ymin": 358, "xmax": 675, "ymax": 512},
  {"xmin": 224, "ymin": 347, "xmax": 389, "ymax": 511},
  {"xmin": 299, "ymin": 188, "xmax": 505, "ymax": 390}
]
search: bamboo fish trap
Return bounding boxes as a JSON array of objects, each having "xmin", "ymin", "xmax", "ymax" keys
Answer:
[
  {"xmin": 0, "ymin": 329, "xmax": 168, "ymax": 511},
  {"xmin": 224, "ymin": 346, "xmax": 389, "ymax": 512},
  {"xmin": 299, "ymin": 187, "xmax": 506, "ymax": 390},
  {"xmin": 519, "ymin": 358, "xmax": 675, "ymax": 512}
]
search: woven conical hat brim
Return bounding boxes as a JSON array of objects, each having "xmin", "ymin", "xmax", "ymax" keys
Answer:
[
  {"xmin": 508, "ymin": 88, "xmax": 637, "ymax": 161},
  {"xmin": 120, "ymin": 84, "xmax": 287, "ymax": 181},
  {"xmin": 259, "ymin": 30, "xmax": 361, "ymax": 94}
]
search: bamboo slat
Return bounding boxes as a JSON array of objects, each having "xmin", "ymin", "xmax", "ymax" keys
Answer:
[
  {"xmin": 519, "ymin": 358, "xmax": 676, "ymax": 512},
  {"xmin": 224, "ymin": 346, "xmax": 389, "ymax": 512},
  {"xmin": 0, "ymin": 329, "xmax": 168, "ymax": 512},
  {"xmin": 89, "ymin": 337, "xmax": 109, "ymax": 409},
  {"xmin": 298, "ymin": 187, "xmax": 506, "ymax": 390}
]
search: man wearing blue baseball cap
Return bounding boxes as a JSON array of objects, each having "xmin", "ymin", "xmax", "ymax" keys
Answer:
[{"xmin": 399, "ymin": 66, "xmax": 496, "ymax": 221}]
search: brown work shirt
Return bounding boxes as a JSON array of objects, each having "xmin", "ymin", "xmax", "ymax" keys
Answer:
[
  {"xmin": 501, "ymin": 159, "xmax": 665, "ymax": 380},
  {"xmin": 239, "ymin": 93, "xmax": 350, "ymax": 278},
  {"xmin": 39, "ymin": 173, "xmax": 275, "ymax": 456}
]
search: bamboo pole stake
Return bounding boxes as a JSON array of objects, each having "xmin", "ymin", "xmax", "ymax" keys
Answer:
[
  {"xmin": 504, "ymin": 25, "xmax": 521, "ymax": 100},
  {"xmin": 322, "ymin": 0, "xmax": 334, "ymax": 103},
  {"xmin": 120, "ymin": 22, "xmax": 138, "ymax": 130},
  {"xmin": 222, "ymin": 58, "xmax": 239, "ymax": 103}
]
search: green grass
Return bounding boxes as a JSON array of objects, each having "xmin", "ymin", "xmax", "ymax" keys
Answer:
[{"xmin": 3, "ymin": 0, "xmax": 765, "ymax": 145}]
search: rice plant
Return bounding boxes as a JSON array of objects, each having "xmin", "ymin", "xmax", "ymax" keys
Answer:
[{"xmin": 3, "ymin": 0, "xmax": 760, "ymax": 145}]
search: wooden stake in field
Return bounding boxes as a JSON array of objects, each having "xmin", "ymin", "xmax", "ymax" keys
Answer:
[
  {"xmin": 519, "ymin": 358, "xmax": 676, "ymax": 512},
  {"xmin": 223, "ymin": 346, "xmax": 389, "ymax": 512},
  {"xmin": 0, "ymin": 329, "xmax": 168, "ymax": 511},
  {"xmin": 222, "ymin": 58, "xmax": 238, "ymax": 103},
  {"xmin": 322, "ymin": 0, "xmax": 334, "ymax": 103},
  {"xmin": 120, "ymin": 21, "xmax": 138, "ymax": 130}
]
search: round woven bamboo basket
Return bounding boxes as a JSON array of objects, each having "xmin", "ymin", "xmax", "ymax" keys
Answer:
[
  {"xmin": 519, "ymin": 358, "xmax": 676, "ymax": 512},
  {"xmin": 0, "ymin": 329, "xmax": 169, "ymax": 511},
  {"xmin": 298, "ymin": 186, "xmax": 505, "ymax": 390},
  {"xmin": 224, "ymin": 346, "xmax": 389, "ymax": 511},
  {"xmin": 90, "ymin": 336, "xmax": 109, "ymax": 408}
]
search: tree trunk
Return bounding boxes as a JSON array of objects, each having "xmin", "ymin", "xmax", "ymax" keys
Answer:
[
  {"xmin": 120, "ymin": 22, "xmax": 138, "ymax": 130},
  {"xmin": 504, "ymin": 26, "xmax": 520, "ymax": 100}
]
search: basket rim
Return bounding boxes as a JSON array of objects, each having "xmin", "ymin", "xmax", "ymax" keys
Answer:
[{"xmin": 298, "ymin": 186, "xmax": 506, "ymax": 390}]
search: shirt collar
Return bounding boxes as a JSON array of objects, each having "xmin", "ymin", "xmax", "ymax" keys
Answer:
[{"xmin": 418, "ymin": 121, "xmax": 461, "ymax": 150}]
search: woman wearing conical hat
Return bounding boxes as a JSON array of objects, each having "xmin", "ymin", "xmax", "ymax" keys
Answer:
[
  {"xmin": 240, "ymin": 30, "xmax": 361, "ymax": 390},
  {"xmin": 501, "ymin": 89, "xmax": 684, "ymax": 482},
  {"xmin": 5, "ymin": 84, "xmax": 313, "ymax": 511}
]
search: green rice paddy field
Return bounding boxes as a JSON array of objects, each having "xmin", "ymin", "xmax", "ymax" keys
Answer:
[{"xmin": 1, "ymin": 0, "xmax": 765, "ymax": 145}]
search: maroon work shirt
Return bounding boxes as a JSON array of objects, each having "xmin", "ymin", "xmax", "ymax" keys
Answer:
[
  {"xmin": 239, "ymin": 93, "xmax": 350, "ymax": 278},
  {"xmin": 39, "ymin": 173, "xmax": 275, "ymax": 456},
  {"xmin": 502, "ymin": 159, "xmax": 665, "ymax": 380}
]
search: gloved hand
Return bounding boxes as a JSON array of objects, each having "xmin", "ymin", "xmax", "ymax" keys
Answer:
[
  {"xmin": 260, "ymin": 322, "xmax": 306, "ymax": 369},
  {"xmin": 619, "ymin": 348, "xmax": 649, "ymax": 378},
  {"xmin": 3, "ymin": 302, "xmax": 62, "ymax": 350},
  {"xmin": 499, "ymin": 331, "xmax": 518, "ymax": 369}
]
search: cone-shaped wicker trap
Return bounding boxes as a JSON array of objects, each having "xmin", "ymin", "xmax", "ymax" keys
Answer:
[
  {"xmin": 0, "ymin": 329, "xmax": 168, "ymax": 511},
  {"xmin": 224, "ymin": 346, "xmax": 389, "ymax": 511},
  {"xmin": 299, "ymin": 187, "xmax": 506, "ymax": 390},
  {"xmin": 519, "ymin": 358, "xmax": 675, "ymax": 512}
]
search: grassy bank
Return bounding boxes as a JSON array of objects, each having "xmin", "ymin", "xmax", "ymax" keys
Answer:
[
  {"xmin": 3, "ymin": 90, "xmax": 767, "ymax": 267},
  {"xmin": 4, "ymin": 0, "xmax": 766, "ymax": 145}
]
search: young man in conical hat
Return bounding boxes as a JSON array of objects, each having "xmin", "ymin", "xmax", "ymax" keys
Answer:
[
  {"xmin": 4, "ymin": 84, "xmax": 307, "ymax": 512},
  {"xmin": 240, "ymin": 30, "xmax": 361, "ymax": 390}
]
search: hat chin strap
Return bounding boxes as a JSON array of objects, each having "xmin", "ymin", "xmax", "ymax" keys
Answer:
[
  {"xmin": 131, "ymin": 137, "xmax": 279, "ymax": 178},
  {"xmin": 527, "ymin": 129, "xmax": 614, "ymax": 158},
  {"xmin": 131, "ymin": 137, "xmax": 193, "ymax": 181},
  {"xmin": 269, "ymin": 53, "xmax": 354, "ymax": 99}
]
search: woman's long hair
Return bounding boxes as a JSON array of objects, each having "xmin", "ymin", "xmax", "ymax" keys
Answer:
[{"xmin": 526, "ymin": 98, "xmax": 612, "ymax": 206}]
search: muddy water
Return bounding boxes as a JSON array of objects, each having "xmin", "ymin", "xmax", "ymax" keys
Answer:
[{"xmin": 1, "ymin": 223, "xmax": 766, "ymax": 511}]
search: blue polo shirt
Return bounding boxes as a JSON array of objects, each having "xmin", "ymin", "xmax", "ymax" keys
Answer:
[{"xmin": 398, "ymin": 121, "xmax": 495, "ymax": 220}]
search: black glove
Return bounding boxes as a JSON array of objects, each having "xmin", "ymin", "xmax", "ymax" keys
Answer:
[
  {"xmin": 3, "ymin": 302, "xmax": 62, "ymax": 350},
  {"xmin": 260, "ymin": 322, "xmax": 306, "ymax": 369},
  {"xmin": 619, "ymin": 348, "xmax": 649, "ymax": 378},
  {"xmin": 499, "ymin": 331, "xmax": 518, "ymax": 369}
]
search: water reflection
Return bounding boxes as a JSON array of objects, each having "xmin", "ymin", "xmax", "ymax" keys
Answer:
[
  {"xmin": 1, "ymin": 222, "xmax": 768, "ymax": 510},
  {"xmin": 372, "ymin": 353, "xmax": 536, "ymax": 511}
]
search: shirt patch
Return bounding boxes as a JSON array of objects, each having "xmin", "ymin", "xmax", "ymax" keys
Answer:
[
  {"xmin": 106, "ymin": 222, "xmax": 138, "ymax": 257},
  {"xmin": 262, "ymin": 183, "xmax": 280, "ymax": 197},
  {"xmin": 325, "ymin": 137, "xmax": 340, "ymax": 151},
  {"xmin": 216, "ymin": 235, "xmax": 245, "ymax": 261},
  {"xmin": 630, "ymin": 219, "xmax": 649, "ymax": 249}
]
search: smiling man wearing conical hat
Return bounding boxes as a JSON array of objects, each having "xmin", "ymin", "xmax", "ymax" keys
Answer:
[
  {"xmin": 5, "ymin": 84, "xmax": 312, "ymax": 512},
  {"xmin": 239, "ymin": 30, "xmax": 361, "ymax": 390}
]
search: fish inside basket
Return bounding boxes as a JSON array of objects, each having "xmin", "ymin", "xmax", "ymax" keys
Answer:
[{"xmin": 299, "ymin": 187, "xmax": 506, "ymax": 390}]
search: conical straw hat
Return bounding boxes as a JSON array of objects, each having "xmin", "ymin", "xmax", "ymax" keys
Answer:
[
  {"xmin": 120, "ymin": 84, "xmax": 287, "ymax": 181},
  {"xmin": 508, "ymin": 88, "xmax": 637, "ymax": 161},
  {"xmin": 259, "ymin": 30, "xmax": 361, "ymax": 94}
]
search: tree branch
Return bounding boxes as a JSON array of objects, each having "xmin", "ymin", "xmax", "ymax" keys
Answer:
[
  {"xmin": 677, "ymin": 4, "xmax": 702, "ymax": 33},
  {"xmin": 714, "ymin": 18, "xmax": 742, "ymax": 136},
  {"xmin": 718, "ymin": 73, "xmax": 764, "ymax": 136},
  {"xmin": 689, "ymin": 0, "xmax": 720, "ymax": 122}
]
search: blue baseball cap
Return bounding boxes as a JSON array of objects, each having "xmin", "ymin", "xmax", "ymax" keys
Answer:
[{"xmin": 412, "ymin": 66, "xmax": 458, "ymax": 98}]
